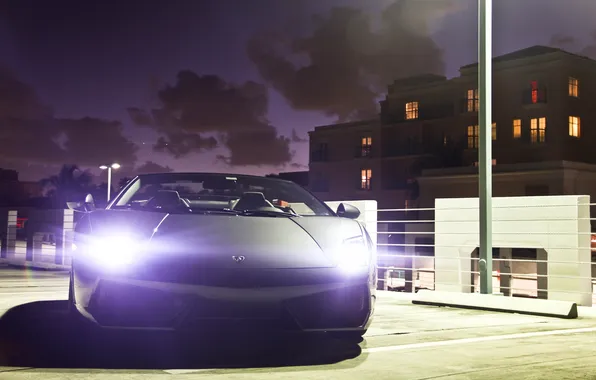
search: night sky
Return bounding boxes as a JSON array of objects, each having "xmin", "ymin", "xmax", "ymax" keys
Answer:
[{"xmin": 1, "ymin": 0, "xmax": 595, "ymax": 182}]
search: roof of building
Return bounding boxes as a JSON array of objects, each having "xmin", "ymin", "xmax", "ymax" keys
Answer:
[
  {"xmin": 310, "ymin": 118, "xmax": 379, "ymax": 132},
  {"xmin": 460, "ymin": 45, "xmax": 592, "ymax": 70}
]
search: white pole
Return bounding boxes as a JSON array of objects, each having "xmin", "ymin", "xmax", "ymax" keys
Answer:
[
  {"xmin": 478, "ymin": 0, "xmax": 493, "ymax": 294},
  {"xmin": 107, "ymin": 167, "xmax": 112, "ymax": 202}
]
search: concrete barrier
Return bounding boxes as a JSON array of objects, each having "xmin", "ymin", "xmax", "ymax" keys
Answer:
[
  {"xmin": 412, "ymin": 289, "xmax": 578, "ymax": 319},
  {"xmin": 434, "ymin": 195, "xmax": 592, "ymax": 306}
]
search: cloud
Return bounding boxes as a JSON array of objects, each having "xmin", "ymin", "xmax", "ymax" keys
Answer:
[
  {"xmin": 291, "ymin": 129, "xmax": 308, "ymax": 143},
  {"xmin": 247, "ymin": 0, "xmax": 453, "ymax": 121},
  {"xmin": 549, "ymin": 31, "xmax": 596, "ymax": 59},
  {"xmin": 0, "ymin": 65, "xmax": 138, "ymax": 171},
  {"xmin": 127, "ymin": 71, "xmax": 293, "ymax": 167},
  {"xmin": 289, "ymin": 162, "xmax": 308, "ymax": 170},
  {"xmin": 135, "ymin": 160, "xmax": 174, "ymax": 174}
]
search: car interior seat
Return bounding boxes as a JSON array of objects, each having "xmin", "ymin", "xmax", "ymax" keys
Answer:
[
  {"xmin": 145, "ymin": 190, "xmax": 185, "ymax": 209},
  {"xmin": 232, "ymin": 192, "xmax": 274, "ymax": 211}
]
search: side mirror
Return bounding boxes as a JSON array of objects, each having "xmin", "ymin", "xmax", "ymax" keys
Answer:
[
  {"xmin": 84, "ymin": 194, "xmax": 96, "ymax": 211},
  {"xmin": 336, "ymin": 203, "xmax": 360, "ymax": 219},
  {"xmin": 66, "ymin": 194, "xmax": 96, "ymax": 213}
]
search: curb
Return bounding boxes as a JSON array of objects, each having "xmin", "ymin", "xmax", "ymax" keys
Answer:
[{"xmin": 0, "ymin": 259, "xmax": 70, "ymax": 271}]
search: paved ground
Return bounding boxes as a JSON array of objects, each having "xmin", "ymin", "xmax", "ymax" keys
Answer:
[{"xmin": 1, "ymin": 265, "xmax": 596, "ymax": 379}]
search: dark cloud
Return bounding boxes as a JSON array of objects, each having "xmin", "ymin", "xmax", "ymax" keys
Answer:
[
  {"xmin": 291, "ymin": 129, "xmax": 308, "ymax": 143},
  {"xmin": 289, "ymin": 162, "xmax": 308, "ymax": 170},
  {"xmin": 550, "ymin": 31, "xmax": 596, "ymax": 59},
  {"xmin": 127, "ymin": 71, "xmax": 293, "ymax": 167},
  {"xmin": 216, "ymin": 128, "xmax": 292, "ymax": 166},
  {"xmin": 56, "ymin": 117, "xmax": 137, "ymax": 167},
  {"xmin": 0, "ymin": 65, "xmax": 138, "ymax": 171},
  {"xmin": 247, "ymin": 0, "xmax": 455, "ymax": 121},
  {"xmin": 135, "ymin": 161, "xmax": 174, "ymax": 174},
  {"xmin": 153, "ymin": 133, "xmax": 217, "ymax": 159}
]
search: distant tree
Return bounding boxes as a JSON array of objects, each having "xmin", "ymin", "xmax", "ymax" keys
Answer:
[
  {"xmin": 90, "ymin": 182, "xmax": 116, "ymax": 208},
  {"xmin": 118, "ymin": 176, "xmax": 133, "ymax": 190},
  {"xmin": 40, "ymin": 164, "xmax": 94, "ymax": 208}
]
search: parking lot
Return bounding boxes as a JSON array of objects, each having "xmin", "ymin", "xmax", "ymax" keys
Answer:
[{"xmin": 1, "ymin": 264, "xmax": 596, "ymax": 379}]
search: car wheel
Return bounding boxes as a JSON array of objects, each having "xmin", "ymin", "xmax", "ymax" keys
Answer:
[{"xmin": 328, "ymin": 330, "xmax": 366, "ymax": 343}]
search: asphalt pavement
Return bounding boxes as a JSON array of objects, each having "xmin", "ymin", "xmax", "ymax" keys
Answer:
[{"xmin": 1, "ymin": 264, "xmax": 596, "ymax": 379}]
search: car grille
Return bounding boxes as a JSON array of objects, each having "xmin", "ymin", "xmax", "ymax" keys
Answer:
[{"xmin": 132, "ymin": 265, "xmax": 363, "ymax": 288}]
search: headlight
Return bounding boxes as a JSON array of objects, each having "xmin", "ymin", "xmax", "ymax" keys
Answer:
[
  {"xmin": 74, "ymin": 235, "xmax": 141, "ymax": 268},
  {"xmin": 336, "ymin": 236, "xmax": 370, "ymax": 272}
]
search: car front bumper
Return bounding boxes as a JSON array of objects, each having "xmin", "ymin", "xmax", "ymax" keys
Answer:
[{"xmin": 72, "ymin": 266, "xmax": 376, "ymax": 332}]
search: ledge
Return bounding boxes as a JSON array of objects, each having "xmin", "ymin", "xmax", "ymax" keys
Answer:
[{"xmin": 412, "ymin": 290, "xmax": 578, "ymax": 319}]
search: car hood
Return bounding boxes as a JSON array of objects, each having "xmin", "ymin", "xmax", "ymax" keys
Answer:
[{"xmin": 83, "ymin": 209, "xmax": 364, "ymax": 269}]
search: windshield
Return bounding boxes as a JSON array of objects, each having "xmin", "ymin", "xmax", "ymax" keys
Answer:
[{"xmin": 109, "ymin": 173, "xmax": 334, "ymax": 217}]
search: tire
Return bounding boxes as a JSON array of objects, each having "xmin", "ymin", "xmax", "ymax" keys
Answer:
[{"xmin": 67, "ymin": 270, "xmax": 76, "ymax": 315}]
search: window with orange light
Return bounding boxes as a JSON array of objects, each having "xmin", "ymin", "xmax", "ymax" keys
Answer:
[
  {"xmin": 405, "ymin": 102, "xmax": 419, "ymax": 120},
  {"xmin": 530, "ymin": 117, "xmax": 546, "ymax": 143},
  {"xmin": 513, "ymin": 119, "xmax": 521, "ymax": 139},
  {"xmin": 569, "ymin": 77, "xmax": 579, "ymax": 97},
  {"xmin": 569, "ymin": 116, "xmax": 580, "ymax": 137},
  {"xmin": 466, "ymin": 89, "xmax": 479, "ymax": 112},
  {"xmin": 360, "ymin": 169, "xmax": 372, "ymax": 190},
  {"xmin": 360, "ymin": 136, "xmax": 372, "ymax": 157}
]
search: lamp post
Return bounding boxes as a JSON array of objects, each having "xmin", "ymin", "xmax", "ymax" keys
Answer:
[
  {"xmin": 99, "ymin": 163, "xmax": 121, "ymax": 202},
  {"xmin": 478, "ymin": 0, "xmax": 493, "ymax": 294}
]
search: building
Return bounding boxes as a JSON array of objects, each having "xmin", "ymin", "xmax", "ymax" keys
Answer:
[
  {"xmin": 266, "ymin": 171, "xmax": 309, "ymax": 188},
  {"xmin": 308, "ymin": 45, "xmax": 596, "ymax": 210}
]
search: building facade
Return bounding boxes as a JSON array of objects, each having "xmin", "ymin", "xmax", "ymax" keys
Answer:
[{"xmin": 308, "ymin": 46, "xmax": 596, "ymax": 210}]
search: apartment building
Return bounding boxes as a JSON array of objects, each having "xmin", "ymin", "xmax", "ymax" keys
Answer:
[{"xmin": 308, "ymin": 45, "xmax": 596, "ymax": 209}]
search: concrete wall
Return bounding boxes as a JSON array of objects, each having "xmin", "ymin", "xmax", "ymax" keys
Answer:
[{"xmin": 434, "ymin": 195, "xmax": 592, "ymax": 305}]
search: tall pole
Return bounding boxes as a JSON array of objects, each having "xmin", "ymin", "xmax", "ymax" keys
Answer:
[
  {"xmin": 478, "ymin": 0, "xmax": 493, "ymax": 294},
  {"xmin": 107, "ymin": 167, "xmax": 112, "ymax": 202}
]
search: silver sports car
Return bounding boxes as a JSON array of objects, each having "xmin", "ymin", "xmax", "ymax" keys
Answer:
[{"xmin": 68, "ymin": 173, "xmax": 377, "ymax": 341}]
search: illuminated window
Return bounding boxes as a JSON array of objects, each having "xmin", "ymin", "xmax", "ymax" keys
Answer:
[
  {"xmin": 467, "ymin": 124, "xmax": 495, "ymax": 148},
  {"xmin": 467, "ymin": 89, "xmax": 479, "ymax": 112},
  {"xmin": 569, "ymin": 77, "xmax": 579, "ymax": 97},
  {"xmin": 569, "ymin": 116, "xmax": 580, "ymax": 137},
  {"xmin": 467, "ymin": 125, "xmax": 479, "ymax": 149},
  {"xmin": 530, "ymin": 117, "xmax": 546, "ymax": 143},
  {"xmin": 360, "ymin": 169, "xmax": 372, "ymax": 190},
  {"xmin": 405, "ymin": 102, "xmax": 419, "ymax": 120},
  {"xmin": 513, "ymin": 119, "xmax": 521, "ymax": 139},
  {"xmin": 531, "ymin": 81, "xmax": 539, "ymax": 104},
  {"xmin": 360, "ymin": 136, "xmax": 372, "ymax": 157}
]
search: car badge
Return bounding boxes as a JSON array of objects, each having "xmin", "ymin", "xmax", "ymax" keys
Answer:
[{"xmin": 232, "ymin": 255, "xmax": 246, "ymax": 263}]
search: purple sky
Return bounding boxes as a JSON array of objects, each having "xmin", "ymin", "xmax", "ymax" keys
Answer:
[{"xmin": 1, "ymin": 0, "xmax": 595, "ymax": 181}]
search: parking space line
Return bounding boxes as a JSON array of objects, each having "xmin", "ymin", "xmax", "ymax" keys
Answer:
[{"xmin": 362, "ymin": 326, "xmax": 596, "ymax": 354}]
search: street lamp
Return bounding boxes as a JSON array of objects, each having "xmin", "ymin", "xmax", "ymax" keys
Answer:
[
  {"xmin": 478, "ymin": 0, "xmax": 493, "ymax": 294},
  {"xmin": 99, "ymin": 163, "xmax": 121, "ymax": 202}
]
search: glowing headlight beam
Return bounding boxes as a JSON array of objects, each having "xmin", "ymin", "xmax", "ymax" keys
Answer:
[
  {"xmin": 76, "ymin": 235, "xmax": 141, "ymax": 269},
  {"xmin": 336, "ymin": 236, "xmax": 370, "ymax": 272}
]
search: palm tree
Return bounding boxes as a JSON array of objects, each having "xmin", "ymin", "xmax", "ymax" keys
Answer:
[{"xmin": 40, "ymin": 164, "xmax": 94, "ymax": 208}]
